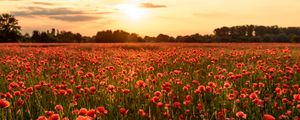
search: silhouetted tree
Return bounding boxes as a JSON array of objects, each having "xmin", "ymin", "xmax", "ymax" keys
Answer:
[
  {"xmin": 40, "ymin": 32, "xmax": 49, "ymax": 42},
  {"xmin": 214, "ymin": 27, "xmax": 230, "ymax": 36},
  {"xmin": 0, "ymin": 13, "xmax": 21, "ymax": 42},
  {"xmin": 156, "ymin": 34, "xmax": 174, "ymax": 42},
  {"xmin": 275, "ymin": 33, "xmax": 289, "ymax": 42},
  {"xmin": 94, "ymin": 30, "xmax": 114, "ymax": 42},
  {"xmin": 246, "ymin": 25, "xmax": 255, "ymax": 37},
  {"xmin": 290, "ymin": 34, "xmax": 300, "ymax": 43},
  {"xmin": 51, "ymin": 28, "xmax": 56, "ymax": 36},
  {"xmin": 31, "ymin": 30, "xmax": 41, "ymax": 42},
  {"xmin": 56, "ymin": 31, "xmax": 82, "ymax": 43},
  {"xmin": 127, "ymin": 33, "xmax": 143, "ymax": 42},
  {"xmin": 144, "ymin": 36, "xmax": 156, "ymax": 42},
  {"xmin": 113, "ymin": 30, "xmax": 130, "ymax": 42}
]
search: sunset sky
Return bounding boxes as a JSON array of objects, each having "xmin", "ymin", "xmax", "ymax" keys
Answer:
[{"xmin": 1, "ymin": 0, "xmax": 300, "ymax": 36}]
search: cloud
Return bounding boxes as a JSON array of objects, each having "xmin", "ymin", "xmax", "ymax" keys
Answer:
[
  {"xmin": 12, "ymin": 7, "xmax": 85, "ymax": 16},
  {"xmin": 32, "ymin": 2, "xmax": 56, "ymax": 6},
  {"xmin": 95, "ymin": 12, "xmax": 113, "ymax": 15},
  {"xmin": 49, "ymin": 15, "xmax": 99, "ymax": 22},
  {"xmin": 11, "ymin": 7, "xmax": 112, "ymax": 22},
  {"xmin": 140, "ymin": 3, "xmax": 167, "ymax": 8}
]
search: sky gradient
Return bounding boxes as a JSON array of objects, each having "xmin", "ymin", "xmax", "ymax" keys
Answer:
[{"xmin": 1, "ymin": 0, "xmax": 300, "ymax": 36}]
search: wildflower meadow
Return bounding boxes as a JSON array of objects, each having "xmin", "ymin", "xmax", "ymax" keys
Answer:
[{"xmin": 0, "ymin": 43, "xmax": 300, "ymax": 120}]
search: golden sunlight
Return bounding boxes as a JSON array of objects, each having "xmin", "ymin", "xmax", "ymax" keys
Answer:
[{"xmin": 116, "ymin": 4, "xmax": 146, "ymax": 20}]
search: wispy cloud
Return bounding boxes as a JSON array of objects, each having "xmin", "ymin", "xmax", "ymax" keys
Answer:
[
  {"xmin": 140, "ymin": 3, "xmax": 167, "ymax": 8},
  {"xmin": 49, "ymin": 15, "xmax": 99, "ymax": 22},
  {"xmin": 12, "ymin": 7, "xmax": 85, "ymax": 16},
  {"xmin": 32, "ymin": 2, "xmax": 57, "ymax": 6},
  {"xmin": 11, "ymin": 7, "xmax": 111, "ymax": 22}
]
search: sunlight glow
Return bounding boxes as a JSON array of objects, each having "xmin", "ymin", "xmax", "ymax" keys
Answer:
[{"xmin": 117, "ymin": 4, "xmax": 146, "ymax": 20}]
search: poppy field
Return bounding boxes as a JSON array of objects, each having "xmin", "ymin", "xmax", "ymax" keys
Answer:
[{"xmin": 0, "ymin": 43, "xmax": 300, "ymax": 120}]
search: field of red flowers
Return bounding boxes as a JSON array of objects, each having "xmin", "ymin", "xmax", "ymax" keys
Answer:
[{"xmin": 0, "ymin": 43, "xmax": 300, "ymax": 120}]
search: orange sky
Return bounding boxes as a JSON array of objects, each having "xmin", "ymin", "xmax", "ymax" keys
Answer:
[{"xmin": 1, "ymin": 0, "xmax": 300, "ymax": 36}]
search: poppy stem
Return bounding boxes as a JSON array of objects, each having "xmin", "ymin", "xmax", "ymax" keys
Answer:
[{"xmin": 1, "ymin": 109, "xmax": 5, "ymax": 120}]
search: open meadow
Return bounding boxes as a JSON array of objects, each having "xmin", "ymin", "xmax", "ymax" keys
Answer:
[{"xmin": 0, "ymin": 43, "xmax": 300, "ymax": 120}]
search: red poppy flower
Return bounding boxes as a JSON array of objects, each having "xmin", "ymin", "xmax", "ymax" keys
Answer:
[
  {"xmin": 89, "ymin": 86, "xmax": 96, "ymax": 92},
  {"xmin": 0, "ymin": 99, "xmax": 10, "ymax": 108},
  {"xmin": 97, "ymin": 106, "xmax": 108, "ymax": 115},
  {"xmin": 48, "ymin": 114, "xmax": 60, "ymax": 120},
  {"xmin": 173, "ymin": 102, "xmax": 181, "ymax": 109},
  {"xmin": 157, "ymin": 102, "xmax": 164, "ymax": 107},
  {"xmin": 78, "ymin": 108, "xmax": 88, "ymax": 115},
  {"xmin": 263, "ymin": 114, "xmax": 275, "ymax": 120},
  {"xmin": 37, "ymin": 116, "xmax": 47, "ymax": 120},
  {"xmin": 119, "ymin": 108, "xmax": 128, "ymax": 115},
  {"xmin": 236, "ymin": 111, "xmax": 247, "ymax": 119},
  {"xmin": 224, "ymin": 81, "xmax": 231, "ymax": 88},
  {"xmin": 87, "ymin": 109, "xmax": 96, "ymax": 118},
  {"xmin": 75, "ymin": 116, "xmax": 93, "ymax": 120},
  {"xmin": 138, "ymin": 109, "xmax": 146, "ymax": 117},
  {"xmin": 55, "ymin": 104, "xmax": 63, "ymax": 111},
  {"xmin": 293, "ymin": 94, "xmax": 300, "ymax": 102},
  {"xmin": 122, "ymin": 89, "xmax": 130, "ymax": 95}
]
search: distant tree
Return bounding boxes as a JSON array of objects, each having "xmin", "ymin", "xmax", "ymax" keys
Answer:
[
  {"xmin": 127, "ymin": 33, "xmax": 143, "ymax": 42},
  {"xmin": 144, "ymin": 36, "xmax": 156, "ymax": 42},
  {"xmin": 275, "ymin": 33, "xmax": 289, "ymax": 42},
  {"xmin": 0, "ymin": 13, "xmax": 21, "ymax": 42},
  {"xmin": 246, "ymin": 25, "xmax": 255, "ymax": 37},
  {"xmin": 188, "ymin": 34, "xmax": 201, "ymax": 42},
  {"xmin": 212, "ymin": 25, "xmax": 300, "ymax": 42},
  {"xmin": 270, "ymin": 25, "xmax": 280, "ymax": 34},
  {"xmin": 21, "ymin": 33, "xmax": 31, "ymax": 42},
  {"xmin": 94, "ymin": 30, "xmax": 114, "ymax": 42},
  {"xmin": 51, "ymin": 28, "xmax": 56, "ymax": 36},
  {"xmin": 230, "ymin": 26, "xmax": 241, "ymax": 38},
  {"xmin": 74, "ymin": 33, "xmax": 82, "ymax": 43},
  {"xmin": 214, "ymin": 27, "xmax": 230, "ymax": 37},
  {"xmin": 248, "ymin": 36, "xmax": 261, "ymax": 42},
  {"xmin": 290, "ymin": 34, "xmax": 300, "ymax": 43},
  {"xmin": 113, "ymin": 30, "xmax": 130, "ymax": 42},
  {"xmin": 261, "ymin": 34, "xmax": 274, "ymax": 42},
  {"xmin": 156, "ymin": 34, "xmax": 173, "ymax": 42},
  {"xmin": 238, "ymin": 26, "xmax": 247, "ymax": 37},
  {"xmin": 202, "ymin": 35, "xmax": 213, "ymax": 42},
  {"xmin": 94, "ymin": 30, "xmax": 144, "ymax": 43},
  {"xmin": 31, "ymin": 30, "xmax": 41, "ymax": 42},
  {"xmin": 82, "ymin": 36, "xmax": 93, "ymax": 43},
  {"xmin": 40, "ymin": 32, "xmax": 49, "ymax": 42},
  {"xmin": 285, "ymin": 27, "xmax": 300, "ymax": 35},
  {"xmin": 56, "ymin": 31, "xmax": 82, "ymax": 43},
  {"xmin": 254, "ymin": 26, "xmax": 268, "ymax": 36}
]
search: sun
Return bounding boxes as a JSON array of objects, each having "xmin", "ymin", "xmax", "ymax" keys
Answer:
[{"xmin": 117, "ymin": 4, "xmax": 146, "ymax": 20}]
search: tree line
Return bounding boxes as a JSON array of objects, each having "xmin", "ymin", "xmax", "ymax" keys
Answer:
[
  {"xmin": 214, "ymin": 25, "xmax": 300, "ymax": 42},
  {"xmin": 1, "ymin": 13, "xmax": 300, "ymax": 43}
]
